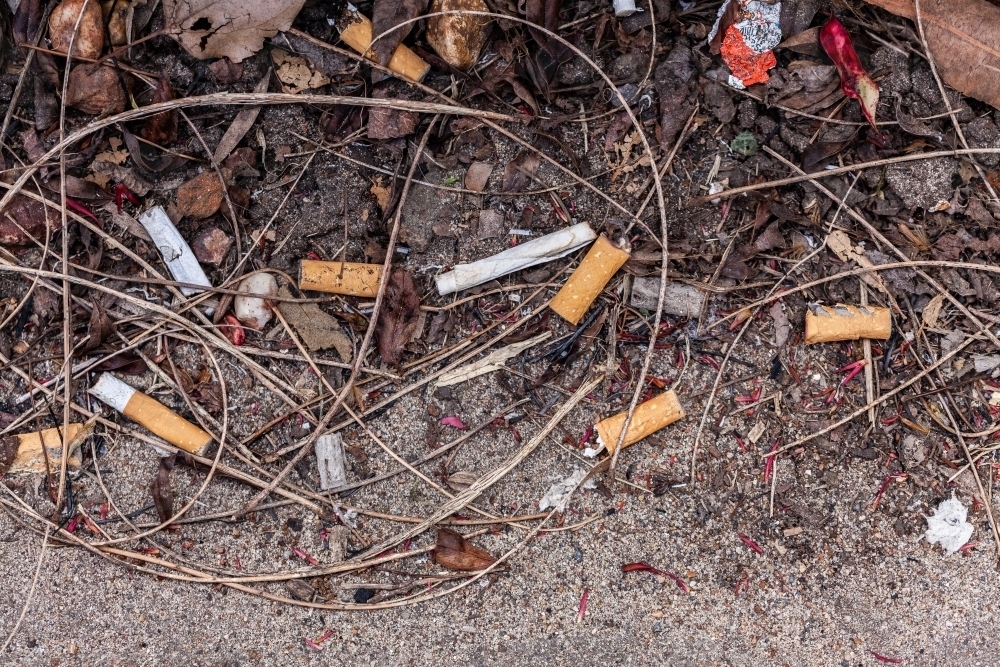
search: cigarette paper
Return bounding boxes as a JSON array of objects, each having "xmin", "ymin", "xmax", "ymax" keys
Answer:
[
  {"xmin": 300, "ymin": 260, "xmax": 384, "ymax": 298},
  {"xmin": 315, "ymin": 433, "xmax": 347, "ymax": 491},
  {"xmin": 339, "ymin": 12, "xmax": 431, "ymax": 82},
  {"xmin": 8, "ymin": 423, "xmax": 91, "ymax": 474},
  {"xmin": 630, "ymin": 278, "xmax": 707, "ymax": 318},
  {"xmin": 549, "ymin": 234, "xmax": 630, "ymax": 325},
  {"xmin": 138, "ymin": 206, "xmax": 212, "ymax": 297},
  {"xmin": 613, "ymin": 0, "xmax": 637, "ymax": 16},
  {"xmin": 804, "ymin": 303, "xmax": 891, "ymax": 344},
  {"xmin": 436, "ymin": 223, "xmax": 597, "ymax": 296},
  {"xmin": 595, "ymin": 390, "xmax": 685, "ymax": 454},
  {"xmin": 89, "ymin": 374, "xmax": 213, "ymax": 455}
]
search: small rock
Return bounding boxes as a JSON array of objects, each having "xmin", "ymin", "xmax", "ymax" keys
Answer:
[
  {"xmin": 464, "ymin": 162, "xmax": 493, "ymax": 192},
  {"xmin": 400, "ymin": 170, "xmax": 454, "ymax": 251},
  {"xmin": 963, "ymin": 116, "xmax": 1000, "ymax": 167},
  {"xmin": 426, "ymin": 0, "xmax": 491, "ymax": 70},
  {"xmin": 477, "ymin": 209, "xmax": 504, "ymax": 239},
  {"xmin": 610, "ymin": 50, "xmax": 649, "ymax": 83},
  {"xmin": 886, "ymin": 157, "xmax": 957, "ymax": 209},
  {"xmin": 870, "ymin": 46, "xmax": 911, "ymax": 97},
  {"xmin": 191, "ymin": 227, "xmax": 233, "ymax": 265},
  {"xmin": 177, "ymin": 171, "xmax": 225, "ymax": 220},
  {"xmin": 66, "ymin": 64, "xmax": 127, "ymax": 116},
  {"xmin": 368, "ymin": 81, "xmax": 419, "ymax": 139}
]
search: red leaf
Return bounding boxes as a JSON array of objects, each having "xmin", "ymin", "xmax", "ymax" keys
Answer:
[
  {"xmin": 819, "ymin": 15, "xmax": 881, "ymax": 139},
  {"xmin": 870, "ymin": 651, "xmax": 903, "ymax": 664},
  {"xmin": 220, "ymin": 314, "xmax": 245, "ymax": 346},
  {"xmin": 621, "ymin": 562, "xmax": 690, "ymax": 593},
  {"xmin": 738, "ymin": 534, "xmax": 764, "ymax": 554},
  {"xmin": 440, "ymin": 415, "xmax": 467, "ymax": 430}
]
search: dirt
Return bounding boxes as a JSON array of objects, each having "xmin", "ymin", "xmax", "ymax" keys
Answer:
[{"xmin": 3, "ymin": 0, "xmax": 1000, "ymax": 664}]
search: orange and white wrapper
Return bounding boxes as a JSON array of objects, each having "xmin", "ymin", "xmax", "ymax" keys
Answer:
[
  {"xmin": 708, "ymin": 0, "xmax": 782, "ymax": 88},
  {"xmin": 594, "ymin": 390, "xmax": 685, "ymax": 454},
  {"xmin": 89, "ymin": 374, "xmax": 213, "ymax": 455}
]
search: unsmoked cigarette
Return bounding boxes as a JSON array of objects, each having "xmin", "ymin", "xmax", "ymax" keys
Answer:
[
  {"xmin": 804, "ymin": 304, "xmax": 891, "ymax": 344},
  {"xmin": 339, "ymin": 13, "xmax": 431, "ymax": 81},
  {"xmin": 89, "ymin": 374, "xmax": 213, "ymax": 455},
  {"xmin": 436, "ymin": 223, "xmax": 597, "ymax": 295},
  {"xmin": 9, "ymin": 423, "xmax": 88, "ymax": 474},
  {"xmin": 300, "ymin": 260, "xmax": 383, "ymax": 298},
  {"xmin": 549, "ymin": 235, "xmax": 630, "ymax": 325},
  {"xmin": 595, "ymin": 390, "xmax": 685, "ymax": 454}
]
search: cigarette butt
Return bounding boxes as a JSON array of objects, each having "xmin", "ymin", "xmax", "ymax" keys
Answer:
[
  {"xmin": 436, "ymin": 223, "xmax": 597, "ymax": 295},
  {"xmin": 549, "ymin": 235, "xmax": 630, "ymax": 325},
  {"xmin": 300, "ymin": 260, "xmax": 384, "ymax": 298},
  {"xmin": 595, "ymin": 390, "xmax": 685, "ymax": 454},
  {"xmin": 804, "ymin": 304, "xmax": 891, "ymax": 344},
  {"xmin": 7, "ymin": 422, "xmax": 93, "ymax": 474},
  {"xmin": 89, "ymin": 374, "xmax": 213, "ymax": 455},
  {"xmin": 339, "ymin": 13, "xmax": 431, "ymax": 82}
]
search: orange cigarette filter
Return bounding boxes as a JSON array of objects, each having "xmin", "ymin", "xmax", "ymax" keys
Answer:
[
  {"xmin": 300, "ymin": 260, "xmax": 384, "ymax": 298},
  {"xmin": 595, "ymin": 390, "xmax": 685, "ymax": 454},
  {"xmin": 9, "ymin": 424, "xmax": 87, "ymax": 473},
  {"xmin": 339, "ymin": 13, "xmax": 431, "ymax": 81},
  {"xmin": 549, "ymin": 235, "xmax": 630, "ymax": 325},
  {"xmin": 804, "ymin": 304, "xmax": 891, "ymax": 344}
]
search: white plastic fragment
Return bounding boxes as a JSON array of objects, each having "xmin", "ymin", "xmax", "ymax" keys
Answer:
[
  {"xmin": 613, "ymin": 0, "xmax": 637, "ymax": 17},
  {"xmin": 315, "ymin": 433, "xmax": 347, "ymax": 491},
  {"xmin": 234, "ymin": 273, "xmax": 278, "ymax": 330},
  {"xmin": 925, "ymin": 495, "xmax": 974, "ymax": 555},
  {"xmin": 435, "ymin": 223, "xmax": 597, "ymax": 295},
  {"xmin": 538, "ymin": 468, "xmax": 596, "ymax": 512},
  {"xmin": 137, "ymin": 206, "xmax": 212, "ymax": 296}
]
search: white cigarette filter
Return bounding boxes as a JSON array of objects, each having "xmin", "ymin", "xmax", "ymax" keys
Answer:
[
  {"xmin": 89, "ymin": 373, "xmax": 213, "ymax": 455},
  {"xmin": 549, "ymin": 234, "xmax": 630, "ymax": 325},
  {"xmin": 436, "ymin": 223, "xmax": 598, "ymax": 295},
  {"xmin": 595, "ymin": 390, "xmax": 685, "ymax": 454},
  {"xmin": 138, "ymin": 206, "xmax": 212, "ymax": 296},
  {"xmin": 804, "ymin": 303, "xmax": 891, "ymax": 344}
]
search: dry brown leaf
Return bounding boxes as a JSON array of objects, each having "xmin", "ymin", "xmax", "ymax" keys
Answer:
[
  {"xmin": 271, "ymin": 48, "xmax": 330, "ymax": 94},
  {"xmin": 209, "ymin": 57, "xmax": 243, "ymax": 84},
  {"xmin": 370, "ymin": 179, "xmax": 391, "ymax": 212},
  {"xmin": 176, "ymin": 171, "xmax": 225, "ymax": 220},
  {"xmin": 150, "ymin": 454, "xmax": 177, "ymax": 522},
  {"xmin": 371, "ymin": 0, "xmax": 429, "ymax": 69},
  {"xmin": 827, "ymin": 230, "xmax": 889, "ymax": 296},
  {"xmin": 866, "ymin": 0, "xmax": 1000, "ymax": 111},
  {"xmin": 375, "ymin": 269, "xmax": 421, "ymax": 369},
  {"xmin": 922, "ymin": 293, "xmax": 946, "ymax": 328},
  {"xmin": 140, "ymin": 74, "xmax": 178, "ymax": 146},
  {"xmin": 163, "ymin": 0, "xmax": 306, "ymax": 62},
  {"xmin": 83, "ymin": 299, "xmax": 114, "ymax": 352},
  {"xmin": 0, "ymin": 436, "xmax": 17, "ymax": 477},
  {"xmin": 464, "ymin": 162, "xmax": 492, "ymax": 192},
  {"xmin": 502, "ymin": 150, "xmax": 540, "ymax": 192},
  {"xmin": 213, "ymin": 71, "xmax": 271, "ymax": 164},
  {"xmin": 433, "ymin": 527, "xmax": 497, "ymax": 571},
  {"xmin": 48, "ymin": 0, "xmax": 103, "ymax": 60}
]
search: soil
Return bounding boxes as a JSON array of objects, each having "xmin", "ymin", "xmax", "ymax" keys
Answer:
[{"xmin": 1, "ymin": 0, "xmax": 1000, "ymax": 664}]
